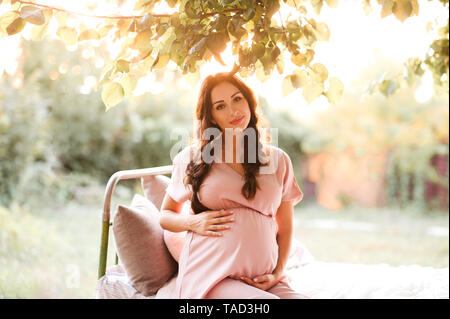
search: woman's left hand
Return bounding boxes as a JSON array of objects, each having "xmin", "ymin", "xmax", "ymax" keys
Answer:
[{"xmin": 239, "ymin": 272, "xmax": 283, "ymax": 291}]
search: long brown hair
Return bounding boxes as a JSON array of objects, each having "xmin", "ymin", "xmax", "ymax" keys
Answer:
[{"xmin": 183, "ymin": 72, "xmax": 271, "ymax": 214}]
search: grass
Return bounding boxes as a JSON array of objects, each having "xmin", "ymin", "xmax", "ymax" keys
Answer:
[
  {"xmin": 0, "ymin": 186, "xmax": 448, "ymax": 298},
  {"xmin": 294, "ymin": 202, "xmax": 449, "ymax": 268},
  {"xmin": 0, "ymin": 185, "xmax": 132, "ymax": 299}
]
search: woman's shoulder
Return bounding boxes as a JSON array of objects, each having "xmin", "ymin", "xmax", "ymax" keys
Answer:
[
  {"xmin": 172, "ymin": 143, "xmax": 201, "ymax": 164},
  {"xmin": 258, "ymin": 144, "xmax": 290, "ymax": 175},
  {"xmin": 263, "ymin": 144, "xmax": 289, "ymax": 160}
]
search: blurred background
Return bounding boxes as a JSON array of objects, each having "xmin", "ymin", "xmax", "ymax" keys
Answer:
[{"xmin": 0, "ymin": 0, "xmax": 448, "ymax": 298}]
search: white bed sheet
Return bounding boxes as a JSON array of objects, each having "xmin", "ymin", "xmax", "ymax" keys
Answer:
[{"xmin": 95, "ymin": 261, "xmax": 449, "ymax": 299}]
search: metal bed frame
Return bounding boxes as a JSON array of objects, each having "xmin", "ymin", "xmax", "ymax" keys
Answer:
[{"xmin": 97, "ymin": 165, "xmax": 173, "ymax": 279}]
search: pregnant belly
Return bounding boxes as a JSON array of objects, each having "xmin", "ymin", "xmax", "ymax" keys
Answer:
[{"xmin": 187, "ymin": 207, "xmax": 279, "ymax": 279}]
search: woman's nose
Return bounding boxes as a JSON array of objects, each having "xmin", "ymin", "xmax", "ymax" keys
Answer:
[{"xmin": 229, "ymin": 104, "xmax": 240, "ymax": 115}]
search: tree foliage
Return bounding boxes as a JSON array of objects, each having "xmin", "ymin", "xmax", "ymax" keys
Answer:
[
  {"xmin": 0, "ymin": 0, "xmax": 448, "ymax": 109},
  {"xmin": 363, "ymin": 0, "xmax": 449, "ymax": 97}
]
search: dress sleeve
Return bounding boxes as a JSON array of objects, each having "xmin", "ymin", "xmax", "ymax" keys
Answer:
[
  {"xmin": 280, "ymin": 150, "xmax": 304, "ymax": 206},
  {"xmin": 165, "ymin": 149, "xmax": 193, "ymax": 203}
]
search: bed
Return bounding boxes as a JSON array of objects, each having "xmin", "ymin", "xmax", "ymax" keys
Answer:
[{"xmin": 95, "ymin": 165, "xmax": 449, "ymax": 299}]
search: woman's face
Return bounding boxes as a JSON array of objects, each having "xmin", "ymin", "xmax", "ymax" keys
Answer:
[{"xmin": 210, "ymin": 81, "xmax": 251, "ymax": 132}]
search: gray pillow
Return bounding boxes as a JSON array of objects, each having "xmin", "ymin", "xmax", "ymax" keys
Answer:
[{"xmin": 113, "ymin": 194, "xmax": 177, "ymax": 296}]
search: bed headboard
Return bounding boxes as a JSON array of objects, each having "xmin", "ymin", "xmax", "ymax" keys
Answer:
[{"xmin": 98, "ymin": 165, "xmax": 173, "ymax": 279}]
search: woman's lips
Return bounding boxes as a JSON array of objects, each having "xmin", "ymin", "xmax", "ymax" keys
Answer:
[{"xmin": 230, "ymin": 116, "xmax": 244, "ymax": 125}]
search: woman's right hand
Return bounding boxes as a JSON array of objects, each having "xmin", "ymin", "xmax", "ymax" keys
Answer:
[{"xmin": 188, "ymin": 209, "xmax": 234, "ymax": 237}]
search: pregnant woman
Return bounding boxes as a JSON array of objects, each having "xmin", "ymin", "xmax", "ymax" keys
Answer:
[{"xmin": 160, "ymin": 72, "xmax": 308, "ymax": 299}]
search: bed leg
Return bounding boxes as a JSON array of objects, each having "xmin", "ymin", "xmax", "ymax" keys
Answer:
[{"xmin": 98, "ymin": 220, "xmax": 110, "ymax": 279}]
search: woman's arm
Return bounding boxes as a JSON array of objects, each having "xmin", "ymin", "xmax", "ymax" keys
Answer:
[
  {"xmin": 273, "ymin": 200, "xmax": 294, "ymax": 278},
  {"xmin": 160, "ymin": 193, "xmax": 194, "ymax": 232},
  {"xmin": 159, "ymin": 193, "xmax": 235, "ymax": 236}
]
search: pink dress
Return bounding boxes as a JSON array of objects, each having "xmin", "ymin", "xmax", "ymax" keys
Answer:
[{"xmin": 165, "ymin": 144, "xmax": 304, "ymax": 299}]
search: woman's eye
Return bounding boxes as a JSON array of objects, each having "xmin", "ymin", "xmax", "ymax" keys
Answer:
[
  {"xmin": 216, "ymin": 104, "xmax": 224, "ymax": 110},
  {"xmin": 234, "ymin": 96, "xmax": 242, "ymax": 102}
]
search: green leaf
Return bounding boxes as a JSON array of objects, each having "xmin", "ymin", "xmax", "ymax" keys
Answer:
[
  {"xmin": 131, "ymin": 30, "xmax": 152, "ymax": 52},
  {"xmin": 227, "ymin": 15, "xmax": 247, "ymax": 41},
  {"xmin": 55, "ymin": 11, "xmax": 68, "ymax": 28},
  {"xmin": 167, "ymin": 0, "xmax": 178, "ymax": 8},
  {"xmin": 6, "ymin": 17, "xmax": 25, "ymax": 35},
  {"xmin": 120, "ymin": 74, "xmax": 137, "ymax": 98},
  {"xmin": 285, "ymin": 0, "xmax": 300, "ymax": 8},
  {"xmin": 138, "ymin": 54, "xmax": 156, "ymax": 72},
  {"xmin": 128, "ymin": 19, "xmax": 138, "ymax": 32},
  {"xmin": 202, "ymin": 47, "xmax": 213, "ymax": 61},
  {"xmin": 270, "ymin": 45, "xmax": 281, "ymax": 62},
  {"xmin": 325, "ymin": 77, "xmax": 344, "ymax": 103},
  {"xmin": 291, "ymin": 69, "xmax": 308, "ymax": 88},
  {"xmin": 116, "ymin": 19, "xmax": 132, "ymax": 38},
  {"xmin": 380, "ymin": 0, "xmax": 394, "ymax": 18},
  {"xmin": 302, "ymin": 81, "xmax": 324, "ymax": 103},
  {"xmin": 255, "ymin": 60, "xmax": 271, "ymax": 83},
  {"xmin": 30, "ymin": 20, "xmax": 49, "ymax": 40},
  {"xmin": 184, "ymin": 0, "xmax": 198, "ymax": 19},
  {"xmin": 404, "ymin": 57, "xmax": 425, "ymax": 85},
  {"xmin": 29, "ymin": 9, "xmax": 52, "ymax": 41},
  {"xmin": 136, "ymin": 14, "xmax": 154, "ymax": 31},
  {"xmin": 134, "ymin": 0, "xmax": 156, "ymax": 11},
  {"xmin": 298, "ymin": 5, "xmax": 308, "ymax": 15},
  {"xmin": 311, "ymin": 0, "xmax": 323, "ymax": 15},
  {"xmin": 152, "ymin": 54, "xmax": 170, "ymax": 69},
  {"xmin": 239, "ymin": 46, "xmax": 252, "ymax": 67},
  {"xmin": 99, "ymin": 24, "xmax": 114, "ymax": 37},
  {"xmin": 159, "ymin": 26, "xmax": 176, "ymax": 55},
  {"xmin": 275, "ymin": 58, "xmax": 284, "ymax": 75},
  {"xmin": 311, "ymin": 63, "xmax": 328, "ymax": 82},
  {"xmin": 325, "ymin": 0, "xmax": 338, "ymax": 8},
  {"xmin": 188, "ymin": 37, "xmax": 207, "ymax": 57},
  {"xmin": 155, "ymin": 23, "xmax": 169, "ymax": 38},
  {"xmin": 222, "ymin": 0, "xmax": 236, "ymax": 5},
  {"xmin": 251, "ymin": 42, "xmax": 266, "ymax": 59},
  {"xmin": 206, "ymin": 32, "xmax": 229, "ymax": 55},
  {"xmin": 238, "ymin": 67, "xmax": 250, "ymax": 78},
  {"xmin": 363, "ymin": 0, "xmax": 373, "ymax": 15},
  {"xmin": 314, "ymin": 22, "xmax": 330, "ymax": 41},
  {"xmin": 78, "ymin": 29, "xmax": 100, "ymax": 41},
  {"xmin": 114, "ymin": 59, "xmax": 130, "ymax": 73},
  {"xmin": 282, "ymin": 75, "xmax": 295, "ymax": 96},
  {"xmin": 266, "ymin": 0, "xmax": 280, "ymax": 19},
  {"xmin": 379, "ymin": 79, "xmax": 399, "ymax": 96},
  {"xmin": 56, "ymin": 27, "xmax": 77, "ymax": 46},
  {"xmin": 291, "ymin": 50, "xmax": 314, "ymax": 67},
  {"xmin": 98, "ymin": 67, "xmax": 113, "ymax": 87},
  {"xmin": 291, "ymin": 52, "xmax": 307, "ymax": 67},
  {"xmin": 244, "ymin": 19, "xmax": 254, "ymax": 33},
  {"xmin": 227, "ymin": 20, "xmax": 247, "ymax": 42},
  {"xmin": 19, "ymin": 5, "xmax": 45, "ymax": 25},
  {"xmin": 102, "ymin": 82, "xmax": 125, "ymax": 111},
  {"xmin": 214, "ymin": 13, "xmax": 228, "ymax": 30},
  {"xmin": 392, "ymin": 0, "xmax": 413, "ymax": 23},
  {"xmin": 410, "ymin": 0, "xmax": 419, "ymax": 16},
  {"xmin": 243, "ymin": 7, "xmax": 255, "ymax": 21},
  {"xmin": 0, "ymin": 11, "xmax": 19, "ymax": 37}
]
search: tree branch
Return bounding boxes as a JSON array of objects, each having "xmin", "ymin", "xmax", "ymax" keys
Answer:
[{"xmin": 15, "ymin": 1, "xmax": 243, "ymax": 20}]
